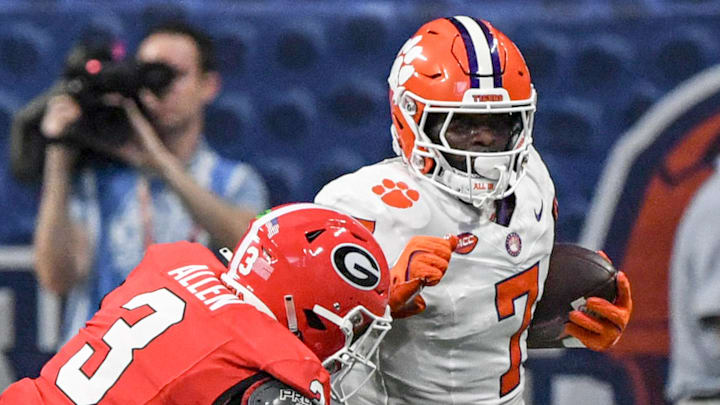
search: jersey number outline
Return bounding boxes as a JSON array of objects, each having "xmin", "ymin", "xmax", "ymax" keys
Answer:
[
  {"xmin": 494, "ymin": 263, "xmax": 539, "ymax": 397},
  {"xmin": 56, "ymin": 288, "xmax": 186, "ymax": 404}
]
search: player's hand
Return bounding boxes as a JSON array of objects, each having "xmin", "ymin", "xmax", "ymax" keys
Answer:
[
  {"xmin": 389, "ymin": 235, "xmax": 458, "ymax": 318},
  {"xmin": 564, "ymin": 271, "xmax": 632, "ymax": 351}
]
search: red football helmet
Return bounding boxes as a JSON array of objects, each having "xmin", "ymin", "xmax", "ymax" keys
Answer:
[
  {"xmin": 221, "ymin": 203, "xmax": 392, "ymax": 402},
  {"xmin": 388, "ymin": 16, "xmax": 536, "ymax": 207}
]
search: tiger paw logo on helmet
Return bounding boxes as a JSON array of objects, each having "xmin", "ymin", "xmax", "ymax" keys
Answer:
[{"xmin": 388, "ymin": 35, "xmax": 424, "ymax": 90}]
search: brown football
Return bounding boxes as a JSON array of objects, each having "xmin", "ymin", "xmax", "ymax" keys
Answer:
[{"xmin": 526, "ymin": 243, "xmax": 617, "ymax": 348}]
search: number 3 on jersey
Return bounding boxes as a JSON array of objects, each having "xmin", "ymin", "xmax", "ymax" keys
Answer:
[
  {"xmin": 56, "ymin": 288, "xmax": 186, "ymax": 404},
  {"xmin": 495, "ymin": 264, "xmax": 539, "ymax": 397}
]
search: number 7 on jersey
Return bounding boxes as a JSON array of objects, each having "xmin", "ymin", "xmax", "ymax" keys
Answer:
[{"xmin": 495, "ymin": 264, "xmax": 539, "ymax": 397}]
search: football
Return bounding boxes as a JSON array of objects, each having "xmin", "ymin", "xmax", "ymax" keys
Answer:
[{"xmin": 526, "ymin": 243, "xmax": 618, "ymax": 348}]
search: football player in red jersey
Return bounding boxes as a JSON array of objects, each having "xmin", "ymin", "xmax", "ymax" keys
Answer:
[{"xmin": 0, "ymin": 203, "xmax": 392, "ymax": 405}]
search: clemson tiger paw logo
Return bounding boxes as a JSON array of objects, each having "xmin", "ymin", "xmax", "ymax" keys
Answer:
[
  {"xmin": 372, "ymin": 179, "xmax": 419, "ymax": 209},
  {"xmin": 388, "ymin": 35, "xmax": 424, "ymax": 89}
]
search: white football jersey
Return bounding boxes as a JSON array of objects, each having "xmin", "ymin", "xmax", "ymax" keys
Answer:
[{"xmin": 315, "ymin": 146, "xmax": 556, "ymax": 405}]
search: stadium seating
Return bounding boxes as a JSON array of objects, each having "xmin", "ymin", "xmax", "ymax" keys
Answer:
[{"xmin": 0, "ymin": 1, "xmax": 718, "ymax": 245}]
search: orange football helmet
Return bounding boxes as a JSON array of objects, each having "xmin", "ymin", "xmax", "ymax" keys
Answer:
[
  {"xmin": 388, "ymin": 16, "xmax": 536, "ymax": 207},
  {"xmin": 221, "ymin": 203, "xmax": 392, "ymax": 403}
]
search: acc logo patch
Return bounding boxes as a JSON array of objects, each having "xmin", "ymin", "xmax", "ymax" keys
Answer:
[
  {"xmin": 505, "ymin": 232, "xmax": 522, "ymax": 257},
  {"xmin": 331, "ymin": 243, "xmax": 381, "ymax": 290},
  {"xmin": 455, "ymin": 232, "xmax": 478, "ymax": 255}
]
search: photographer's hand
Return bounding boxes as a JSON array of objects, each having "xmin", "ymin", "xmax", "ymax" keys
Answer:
[
  {"xmin": 104, "ymin": 95, "xmax": 258, "ymax": 251},
  {"xmin": 40, "ymin": 94, "xmax": 80, "ymax": 178},
  {"xmin": 103, "ymin": 94, "xmax": 173, "ymax": 173},
  {"xmin": 41, "ymin": 94, "xmax": 82, "ymax": 141}
]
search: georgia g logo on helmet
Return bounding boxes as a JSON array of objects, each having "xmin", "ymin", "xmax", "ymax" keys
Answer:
[{"xmin": 331, "ymin": 244, "xmax": 381, "ymax": 290}]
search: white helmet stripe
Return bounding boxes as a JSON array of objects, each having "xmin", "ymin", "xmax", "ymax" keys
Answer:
[{"xmin": 453, "ymin": 16, "xmax": 498, "ymax": 89}]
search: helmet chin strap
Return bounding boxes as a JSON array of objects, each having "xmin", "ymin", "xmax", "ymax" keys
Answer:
[
  {"xmin": 437, "ymin": 167, "xmax": 499, "ymax": 211},
  {"xmin": 472, "ymin": 158, "xmax": 513, "ymax": 207},
  {"xmin": 437, "ymin": 157, "xmax": 511, "ymax": 203},
  {"xmin": 473, "ymin": 155, "xmax": 507, "ymax": 181}
]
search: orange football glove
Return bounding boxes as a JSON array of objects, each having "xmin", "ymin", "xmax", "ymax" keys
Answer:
[
  {"xmin": 564, "ymin": 271, "xmax": 633, "ymax": 351},
  {"xmin": 389, "ymin": 235, "xmax": 458, "ymax": 318}
]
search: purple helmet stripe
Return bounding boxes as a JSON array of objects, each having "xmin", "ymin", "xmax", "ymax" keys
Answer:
[
  {"xmin": 474, "ymin": 18, "xmax": 503, "ymax": 88},
  {"xmin": 447, "ymin": 17, "xmax": 480, "ymax": 88}
]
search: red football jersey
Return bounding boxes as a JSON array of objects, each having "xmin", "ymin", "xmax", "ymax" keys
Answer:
[{"xmin": 0, "ymin": 242, "xmax": 330, "ymax": 405}]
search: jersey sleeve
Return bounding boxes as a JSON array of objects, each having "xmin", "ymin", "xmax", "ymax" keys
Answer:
[
  {"xmin": 157, "ymin": 308, "xmax": 331, "ymax": 405},
  {"xmin": 218, "ymin": 308, "xmax": 332, "ymax": 404},
  {"xmin": 0, "ymin": 378, "xmax": 44, "ymax": 405},
  {"xmin": 314, "ymin": 168, "xmax": 385, "ymax": 224}
]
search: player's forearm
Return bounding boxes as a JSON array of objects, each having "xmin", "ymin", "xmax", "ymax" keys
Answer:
[
  {"xmin": 156, "ymin": 153, "xmax": 257, "ymax": 248},
  {"xmin": 33, "ymin": 146, "xmax": 83, "ymax": 294}
]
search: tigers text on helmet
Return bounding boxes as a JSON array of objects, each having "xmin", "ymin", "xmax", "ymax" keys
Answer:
[
  {"xmin": 220, "ymin": 203, "xmax": 392, "ymax": 403},
  {"xmin": 388, "ymin": 16, "xmax": 536, "ymax": 208}
]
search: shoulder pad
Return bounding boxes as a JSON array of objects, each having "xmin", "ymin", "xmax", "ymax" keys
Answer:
[
  {"xmin": 315, "ymin": 160, "xmax": 429, "ymax": 224},
  {"xmin": 246, "ymin": 379, "xmax": 317, "ymax": 405},
  {"xmin": 525, "ymin": 146, "xmax": 555, "ymax": 199}
]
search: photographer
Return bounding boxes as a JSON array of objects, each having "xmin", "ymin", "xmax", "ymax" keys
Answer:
[{"xmin": 32, "ymin": 20, "xmax": 268, "ymax": 344}]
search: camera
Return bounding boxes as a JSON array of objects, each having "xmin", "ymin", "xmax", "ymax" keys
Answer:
[
  {"xmin": 9, "ymin": 38, "xmax": 177, "ymax": 183},
  {"xmin": 61, "ymin": 40, "xmax": 177, "ymax": 146}
]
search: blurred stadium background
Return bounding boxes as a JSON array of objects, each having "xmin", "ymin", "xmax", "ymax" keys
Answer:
[{"xmin": 2, "ymin": 1, "xmax": 720, "ymax": 403}]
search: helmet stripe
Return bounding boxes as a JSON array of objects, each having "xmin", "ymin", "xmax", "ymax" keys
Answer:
[
  {"xmin": 449, "ymin": 16, "xmax": 502, "ymax": 89},
  {"xmin": 447, "ymin": 17, "xmax": 480, "ymax": 88},
  {"xmin": 473, "ymin": 18, "xmax": 503, "ymax": 88}
]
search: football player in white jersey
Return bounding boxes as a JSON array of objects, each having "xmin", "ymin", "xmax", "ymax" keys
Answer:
[{"xmin": 315, "ymin": 16, "xmax": 632, "ymax": 405}]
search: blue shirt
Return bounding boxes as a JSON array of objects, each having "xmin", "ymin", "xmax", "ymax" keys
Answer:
[
  {"xmin": 61, "ymin": 141, "xmax": 268, "ymax": 343},
  {"xmin": 667, "ymin": 158, "xmax": 720, "ymax": 401}
]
